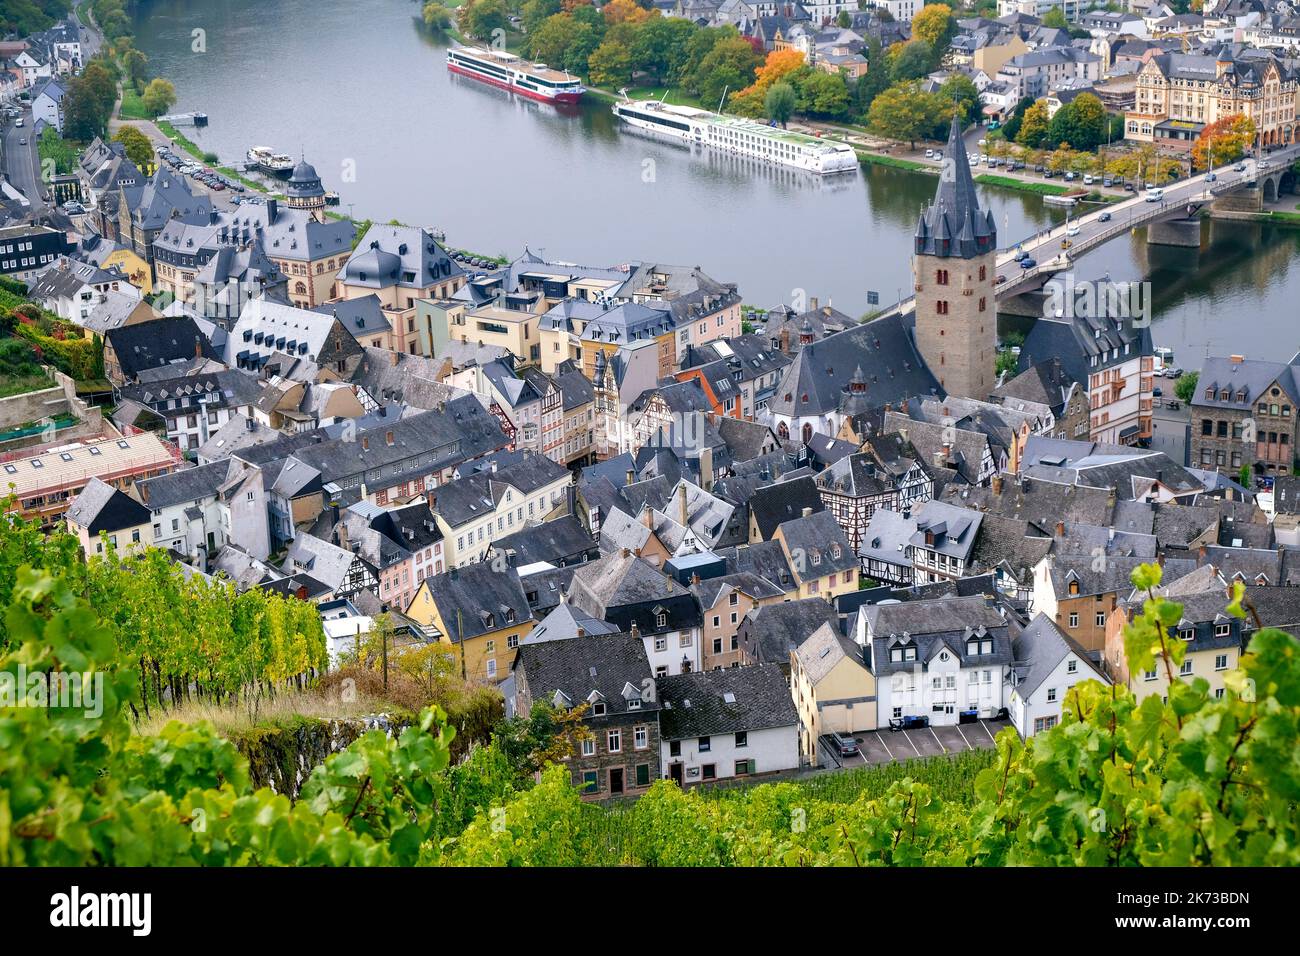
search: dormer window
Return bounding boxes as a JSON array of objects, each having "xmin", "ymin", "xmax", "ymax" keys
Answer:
[
  {"xmin": 656, "ymin": 612, "xmax": 667, "ymax": 629},
  {"xmin": 1180, "ymin": 628, "xmax": 1194, "ymax": 641},
  {"xmin": 1068, "ymin": 580, "xmax": 1080, "ymax": 595},
  {"xmin": 591, "ymin": 701, "xmax": 607, "ymax": 716}
]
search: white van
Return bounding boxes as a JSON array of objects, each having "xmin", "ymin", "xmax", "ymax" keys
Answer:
[
  {"xmin": 1145, "ymin": 187, "xmax": 1165, "ymax": 203},
  {"xmin": 14, "ymin": 117, "xmax": 23, "ymax": 127}
]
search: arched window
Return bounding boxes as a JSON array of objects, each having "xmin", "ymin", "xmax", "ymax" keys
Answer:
[
  {"xmin": 801, "ymin": 423, "xmax": 813, "ymax": 444},
  {"xmin": 778, "ymin": 422, "xmax": 789, "ymax": 440}
]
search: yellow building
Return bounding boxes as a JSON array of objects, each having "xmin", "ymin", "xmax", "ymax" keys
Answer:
[
  {"xmin": 64, "ymin": 477, "xmax": 155, "ymax": 558},
  {"xmin": 99, "ymin": 244, "xmax": 153, "ymax": 294},
  {"xmin": 773, "ymin": 510, "xmax": 859, "ymax": 601},
  {"xmin": 791, "ymin": 621, "xmax": 877, "ymax": 759},
  {"xmin": 404, "ymin": 562, "xmax": 534, "ymax": 683},
  {"xmin": 449, "ymin": 301, "xmax": 543, "ymax": 366}
]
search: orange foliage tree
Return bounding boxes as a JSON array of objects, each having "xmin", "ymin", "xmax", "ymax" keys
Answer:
[
  {"xmin": 603, "ymin": 0, "xmax": 651, "ymax": 24},
  {"xmin": 1190, "ymin": 114, "xmax": 1256, "ymax": 171},
  {"xmin": 728, "ymin": 48, "xmax": 806, "ymax": 116}
]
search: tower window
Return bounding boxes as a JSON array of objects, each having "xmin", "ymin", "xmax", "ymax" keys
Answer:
[
  {"xmin": 936, "ymin": 300, "xmax": 949, "ymax": 315},
  {"xmin": 936, "ymin": 269, "xmax": 949, "ymax": 285},
  {"xmin": 979, "ymin": 264, "xmax": 987, "ymax": 281}
]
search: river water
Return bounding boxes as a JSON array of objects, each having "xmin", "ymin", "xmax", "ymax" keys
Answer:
[{"xmin": 133, "ymin": 0, "xmax": 1300, "ymax": 365}]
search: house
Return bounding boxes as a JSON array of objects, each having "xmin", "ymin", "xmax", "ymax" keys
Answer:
[
  {"xmin": 790, "ymin": 621, "xmax": 877, "ymax": 763},
  {"xmin": 738, "ymin": 596, "xmax": 840, "ymax": 672},
  {"xmin": 0, "ymin": 224, "xmax": 70, "ymax": 282},
  {"xmin": 1008, "ymin": 613, "xmax": 1110, "ymax": 736},
  {"xmin": 568, "ymin": 548, "xmax": 704, "ymax": 676},
  {"xmin": 691, "ymin": 571, "xmax": 787, "ymax": 670},
  {"xmin": 658, "ymin": 664, "xmax": 799, "ymax": 786},
  {"xmin": 858, "ymin": 508, "xmax": 918, "ymax": 585},
  {"xmin": 27, "ymin": 256, "xmax": 141, "ymax": 326},
  {"xmin": 117, "ymin": 369, "xmax": 260, "ymax": 454},
  {"xmin": 815, "ymin": 449, "xmax": 933, "ymax": 554},
  {"xmin": 488, "ymin": 513, "xmax": 598, "ymax": 570},
  {"xmin": 132, "ymin": 459, "xmax": 259, "ymax": 566},
  {"xmin": 513, "ymin": 630, "xmax": 660, "ymax": 798},
  {"xmin": 747, "ymin": 475, "xmax": 824, "ymax": 543},
  {"xmin": 281, "ymin": 531, "xmax": 377, "ymax": 603},
  {"xmin": 65, "ymin": 477, "xmax": 153, "ymax": 557},
  {"xmin": 406, "ymin": 562, "xmax": 534, "ymax": 682},
  {"xmin": 428, "ymin": 451, "xmax": 572, "ymax": 567},
  {"xmin": 2, "ymin": 432, "xmax": 177, "ymax": 527},
  {"xmin": 102, "ymin": 315, "xmax": 221, "ymax": 386},
  {"xmin": 29, "ymin": 76, "xmax": 65, "ymax": 134},
  {"xmin": 909, "ymin": 499, "xmax": 984, "ymax": 585},
  {"xmin": 772, "ymin": 509, "xmax": 859, "ymax": 599},
  {"xmin": 863, "ymin": 595, "xmax": 1012, "ymax": 727},
  {"xmin": 1190, "ymin": 352, "xmax": 1300, "ymax": 478}
]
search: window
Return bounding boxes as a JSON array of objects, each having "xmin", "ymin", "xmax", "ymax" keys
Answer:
[
  {"xmin": 581, "ymin": 771, "xmax": 598, "ymax": 793},
  {"xmin": 485, "ymin": 659, "xmax": 496, "ymax": 678},
  {"xmin": 1046, "ymin": 687, "xmax": 1057, "ymax": 703},
  {"xmin": 634, "ymin": 725, "xmax": 648, "ymax": 749},
  {"xmin": 734, "ymin": 759, "xmax": 753, "ymax": 776},
  {"xmin": 1068, "ymin": 612, "xmax": 1078, "ymax": 628},
  {"xmin": 581, "ymin": 737, "xmax": 595, "ymax": 757},
  {"xmin": 1214, "ymin": 623, "xmax": 1230, "ymax": 637},
  {"xmin": 1180, "ymin": 659, "xmax": 1193, "ymax": 676},
  {"xmin": 1033, "ymin": 715, "xmax": 1058, "ymax": 734},
  {"xmin": 1095, "ymin": 611, "xmax": 1105, "ymax": 627},
  {"xmin": 591, "ymin": 701, "xmax": 606, "ymax": 716},
  {"xmin": 1180, "ymin": 628, "xmax": 1194, "ymax": 641},
  {"xmin": 698, "ymin": 736, "xmax": 711, "ymax": 752},
  {"xmin": 655, "ymin": 636, "xmax": 667, "ymax": 652},
  {"xmin": 607, "ymin": 729, "xmax": 621, "ymax": 753},
  {"xmin": 656, "ymin": 612, "xmax": 667, "ymax": 628},
  {"xmin": 1143, "ymin": 669, "xmax": 1157, "ymax": 681},
  {"xmin": 1215, "ymin": 654, "xmax": 1229, "ymax": 671},
  {"xmin": 735, "ymin": 731, "xmax": 748, "ymax": 748},
  {"xmin": 701, "ymin": 764, "xmax": 716, "ymax": 780},
  {"xmin": 1067, "ymin": 660, "xmax": 1077, "ymax": 674},
  {"xmin": 635, "ymin": 764, "xmax": 651, "ymax": 787},
  {"xmin": 627, "ymin": 697, "xmax": 641, "ymax": 710},
  {"xmin": 669, "ymin": 740, "xmax": 681, "ymax": 757}
]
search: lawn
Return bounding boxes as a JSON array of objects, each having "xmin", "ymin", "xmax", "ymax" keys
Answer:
[
  {"xmin": 859, "ymin": 152, "xmax": 932, "ymax": 173},
  {"xmin": 974, "ymin": 173, "xmax": 1069, "ymax": 195},
  {"xmin": 0, "ymin": 374, "xmax": 55, "ymax": 400},
  {"xmin": 118, "ymin": 86, "xmax": 149, "ymax": 120}
]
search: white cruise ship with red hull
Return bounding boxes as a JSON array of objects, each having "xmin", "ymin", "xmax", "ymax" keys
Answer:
[{"xmin": 447, "ymin": 45, "xmax": 584, "ymax": 105}]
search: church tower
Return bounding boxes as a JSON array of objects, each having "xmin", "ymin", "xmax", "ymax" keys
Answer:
[{"xmin": 912, "ymin": 115, "xmax": 998, "ymax": 400}]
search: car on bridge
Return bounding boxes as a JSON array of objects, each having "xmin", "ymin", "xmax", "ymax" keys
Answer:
[
  {"xmin": 1019, "ymin": 257, "xmax": 1037, "ymax": 269},
  {"xmin": 1098, "ymin": 212, "xmax": 1112, "ymax": 222},
  {"xmin": 1234, "ymin": 162, "xmax": 1247, "ymax": 171},
  {"xmin": 1206, "ymin": 173, "xmax": 1216, "ymax": 182}
]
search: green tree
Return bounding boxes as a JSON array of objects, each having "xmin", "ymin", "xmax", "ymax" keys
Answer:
[
  {"xmin": 464, "ymin": 0, "xmax": 510, "ymax": 41},
  {"xmin": 630, "ymin": 15, "xmax": 695, "ymax": 85},
  {"xmin": 520, "ymin": 0, "xmax": 562, "ymax": 34},
  {"xmin": 122, "ymin": 48, "xmax": 149, "ymax": 91},
  {"xmin": 1174, "ymin": 370, "xmax": 1199, "ymax": 404},
  {"xmin": 1047, "ymin": 92, "xmax": 1107, "ymax": 151},
  {"xmin": 764, "ymin": 80, "xmax": 797, "ymax": 127},
  {"xmin": 112, "ymin": 125, "xmax": 155, "ymax": 169},
  {"xmin": 422, "ymin": 1, "xmax": 454, "ymax": 31},
  {"xmin": 796, "ymin": 70, "xmax": 851, "ymax": 120},
  {"xmin": 939, "ymin": 73, "xmax": 980, "ymax": 126},
  {"xmin": 867, "ymin": 80, "xmax": 944, "ymax": 149},
  {"xmin": 140, "ymin": 77, "xmax": 178, "ymax": 119},
  {"xmin": 888, "ymin": 39, "xmax": 933, "ymax": 83},
  {"xmin": 587, "ymin": 38, "xmax": 634, "ymax": 88},
  {"xmin": 529, "ymin": 13, "xmax": 581, "ymax": 66},
  {"xmin": 690, "ymin": 34, "xmax": 761, "ymax": 110},
  {"xmin": 853, "ymin": 39, "xmax": 889, "ymax": 119},
  {"xmin": 1041, "ymin": 6, "xmax": 1068, "ymax": 28}
]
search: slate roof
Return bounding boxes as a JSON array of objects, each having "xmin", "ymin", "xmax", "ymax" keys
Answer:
[
  {"xmin": 910, "ymin": 499, "xmax": 983, "ymax": 562},
  {"xmin": 793, "ymin": 621, "xmax": 868, "ymax": 686},
  {"xmin": 341, "ymin": 223, "xmax": 463, "ymax": 291},
  {"xmin": 522, "ymin": 598, "xmax": 620, "ymax": 645},
  {"xmin": 569, "ymin": 550, "xmax": 703, "ymax": 632},
  {"xmin": 1011, "ymin": 613, "xmax": 1107, "ymax": 700},
  {"xmin": 490, "ymin": 514, "xmax": 598, "ymax": 567},
  {"xmin": 515, "ymin": 629, "xmax": 656, "ymax": 715},
  {"xmin": 135, "ymin": 460, "xmax": 231, "ymax": 510},
  {"xmin": 717, "ymin": 540, "xmax": 796, "ymax": 591},
  {"xmin": 741, "ymin": 597, "xmax": 839, "ymax": 665},
  {"xmin": 420, "ymin": 562, "xmax": 531, "ymax": 641},
  {"xmin": 776, "ymin": 510, "xmax": 857, "ymax": 577},
  {"xmin": 657, "ymin": 664, "xmax": 798, "ymax": 739},
  {"xmin": 867, "ymin": 595, "xmax": 1011, "ymax": 677},
  {"xmin": 859, "ymin": 508, "xmax": 918, "ymax": 566},
  {"xmin": 914, "ymin": 115, "xmax": 996, "ymax": 260},
  {"xmin": 105, "ymin": 316, "xmax": 220, "ymax": 381},
  {"xmin": 769, "ymin": 310, "xmax": 940, "ymax": 417},
  {"xmin": 690, "ymin": 570, "xmax": 785, "ymax": 609},
  {"xmin": 749, "ymin": 474, "xmax": 824, "ymax": 540},
  {"xmin": 66, "ymin": 477, "xmax": 150, "ymax": 534},
  {"xmin": 429, "ymin": 451, "xmax": 569, "ymax": 529}
]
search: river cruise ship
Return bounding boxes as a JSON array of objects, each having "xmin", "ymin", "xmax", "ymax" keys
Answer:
[
  {"xmin": 611, "ymin": 97, "xmax": 858, "ymax": 174},
  {"xmin": 446, "ymin": 45, "xmax": 585, "ymax": 104}
]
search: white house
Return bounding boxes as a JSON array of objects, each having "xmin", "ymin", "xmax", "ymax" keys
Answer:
[
  {"xmin": 657, "ymin": 664, "xmax": 800, "ymax": 786},
  {"xmin": 30, "ymin": 76, "xmax": 65, "ymax": 134},
  {"xmin": 862, "ymin": 595, "xmax": 1012, "ymax": 727},
  {"xmin": 1008, "ymin": 613, "xmax": 1110, "ymax": 736}
]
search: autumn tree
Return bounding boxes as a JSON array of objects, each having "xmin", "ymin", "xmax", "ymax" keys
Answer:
[
  {"xmin": 603, "ymin": 0, "xmax": 651, "ymax": 25},
  {"xmin": 911, "ymin": 3, "xmax": 956, "ymax": 53},
  {"xmin": 689, "ymin": 33, "xmax": 762, "ymax": 110},
  {"xmin": 588, "ymin": 37, "xmax": 634, "ymax": 88},
  {"xmin": 1016, "ymin": 99, "xmax": 1051, "ymax": 148},
  {"xmin": 1191, "ymin": 114, "xmax": 1255, "ymax": 170},
  {"xmin": 729, "ymin": 48, "xmax": 805, "ymax": 116}
]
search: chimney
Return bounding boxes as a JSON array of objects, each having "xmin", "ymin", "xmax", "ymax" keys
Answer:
[
  {"xmin": 194, "ymin": 338, "xmax": 202, "ymax": 358},
  {"xmin": 1230, "ymin": 354, "xmax": 1244, "ymax": 364},
  {"xmin": 1156, "ymin": 552, "xmax": 1166, "ymax": 568},
  {"xmin": 1198, "ymin": 543, "xmax": 1207, "ymax": 561},
  {"xmin": 389, "ymin": 349, "xmax": 399, "ymax": 367},
  {"xmin": 691, "ymin": 572, "xmax": 701, "ymax": 585},
  {"xmin": 801, "ymin": 506, "xmax": 812, "ymax": 518},
  {"xmin": 626, "ymin": 469, "xmax": 635, "ymax": 486},
  {"xmin": 266, "ymin": 198, "xmax": 277, "ymax": 224},
  {"xmin": 296, "ymin": 584, "xmax": 308, "ymax": 601},
  {"xmin": 642, "ymin": 508, "xmax": 653, "ymax": 530},
  {"xmin": 809, "ymin": 296, "xmax": 819, "ymax": 311},
  {"xmin": 630, "ymin": 620, "xmax": 640, "ymax": 640},
  {"xmin": 992, "ymin": 474, "xmax": 1004, "ymax": 496},
  {"xmin": 361, "ymin": 436, "xmax": 369, "ymax": 451},
  {"xmin": 1055, "ymin": 520, "xmax": 1065, "ymax": 538},
  {"xmin": 576, "ymin": 627, "xmax": 586, "ymax": 639},
  {"xmin": 138, "ymin": 483, "xmax": 149, "ymax": 504},
  {"xmin": 621, "ymin": 546, "xmax": 630, "ymax": 558},
  {"xmin": 678, "ymin": 483, "xmax": 689, "ymax": 527},
  {"xmin": 336, "ymin": 520, "xmax": 349, "ymax": 552}
]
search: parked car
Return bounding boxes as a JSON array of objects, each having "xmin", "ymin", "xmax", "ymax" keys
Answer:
[
  {"xmin": 1124, "ymin": 183, "xmax": 1136, "ymax": 192},
  {"xmin": 830, "ymin": 732, "xmax": 859, "ymax": 757},
  {"xmin": 1034, "ymin": 164, "xmax": 1045, "ymax": 173},
  {"xmin": 1103, "ymin": 177, "xmax": 1113, "ymax": 187},
  {"xmin": 1064, "ymin": 171, "xmax": 1076, "ymax": 181},
  {"xmin": 925, "ymin": 149, "xmax": 935, "ymax": 159},
  {"xmin": 1153, "ymin": 387, "xmax": 1163, "ymax": 397},
  {"xmin": 1083, "ymin": 174, "xmax": 1094, "ymax": 185}
]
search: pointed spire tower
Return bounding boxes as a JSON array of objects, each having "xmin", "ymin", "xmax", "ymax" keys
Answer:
[{"xmin": 912, "ymin": 113, "xmax": 998, "ymax": 402}]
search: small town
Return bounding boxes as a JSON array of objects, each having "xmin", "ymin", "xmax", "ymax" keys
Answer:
[{"xmin": 0, "ymin": 0, "xmax": 1297, "ymax": 893}]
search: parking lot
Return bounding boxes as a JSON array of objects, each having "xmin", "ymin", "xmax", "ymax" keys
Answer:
[{"xmin": 820, "ymin": 718, "xmax": 1010, "ymax": 769}]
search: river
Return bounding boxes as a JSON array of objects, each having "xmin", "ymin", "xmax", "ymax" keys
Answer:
[{"xmin": 132, "ymin": 0, "xmax": 1300, "ymax": 366}]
